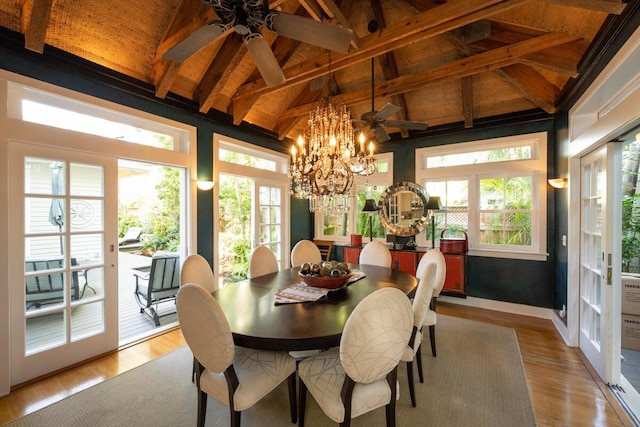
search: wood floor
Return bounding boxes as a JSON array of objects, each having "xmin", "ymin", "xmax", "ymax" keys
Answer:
[{"xmin": 0, "ymin": 302, "xmax": 636, "ymax": 426}]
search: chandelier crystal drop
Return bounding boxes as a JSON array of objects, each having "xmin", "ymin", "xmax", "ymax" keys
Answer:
[{"xmin": 289, "ymin": 96, "xmax": 376, "ymax": 213}]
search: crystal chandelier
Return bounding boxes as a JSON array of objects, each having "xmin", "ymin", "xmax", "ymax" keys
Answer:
[{"xmin": 289, "ymin": 95, "xmax": 377, "ymax": 213}]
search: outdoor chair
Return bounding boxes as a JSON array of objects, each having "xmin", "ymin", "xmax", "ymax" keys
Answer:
[
  {"xmin": 297, "ymin": 287, "xmax": 413, "ymax": 427},
  {"xmin": 25, "ymin": 256, "xmax": 92, "ymax": 309},
  {"xmin": 177, "ymin": 283, "xmax": 297, "ymax": 427},
  {"xmin": 134, "ymin": 252, "xmax": 181, "ymax": 326}
]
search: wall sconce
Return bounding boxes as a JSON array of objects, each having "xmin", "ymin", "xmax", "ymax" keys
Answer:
[
  {"xmin": 548, "ymin": 178, "xmax": 568, "ymax": 189},
  {"xmin": 197, "ymin": 180, "xmax": 215, "ymax": 191}
]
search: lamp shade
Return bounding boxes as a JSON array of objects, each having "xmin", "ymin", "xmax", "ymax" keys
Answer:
[
  {"xmin": 362, "ymin": 199, "xmax": 379, "ymax": 212},
  {"xmin": 426, "ymin": 196, "xmax": 443, "ymax": 210}
]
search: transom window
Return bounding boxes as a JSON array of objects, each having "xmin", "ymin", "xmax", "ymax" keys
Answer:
[{"xmin": 416, "ymin": 133, "xmax": 547, "ymax": 260}]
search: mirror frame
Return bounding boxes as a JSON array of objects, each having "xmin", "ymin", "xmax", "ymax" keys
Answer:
[{"xmin": 377, "ymin": 182, "xmax": 430, "ymax": 237}]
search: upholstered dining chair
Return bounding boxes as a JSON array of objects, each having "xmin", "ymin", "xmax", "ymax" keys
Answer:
[
  {"xmin": 291, "ymin": 239, "xmax": 322, "ymax": 267},
  {"xmin": 401, "ymin": 262, "xmax": 436, "ymax": 407},
  {"xmin": 358, "ymin": 240, "xmax": 392, "ymax": 268},
  {"xmin": 248, "ymin": 245, "xmax": 279, "ymax": 278},
  {"xmin": 177, "ymin": 283, "xmax": 298, "ymax": 427},
  {"xmin": 417, "ymin": 249, "xmax": 447, "ymax": 357},
  {"xmin": 180, "ymin": 254, "xmax": 217, "ymax": 293},
  {"xmin": 297, "ymin": 287, "xmax": 413, "ymax": 427}
]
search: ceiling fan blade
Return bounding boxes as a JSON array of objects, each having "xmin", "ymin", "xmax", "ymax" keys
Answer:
[
  {"xmin": 372, "ymin": 125, "xmax": 390, "ymax": 143},
  {"xmin": 384, "ymin": 120, "xmax": 429, "ymax": 130},
  {"xmin": 267, "ymin": 12, "xmax": 353, "ymax": 53},
  {"xmin": 244, "ymin": 35, "xmax": 286, "ymax": 88},
  {"xmin": 374, "ymin": 103, "xmax": 402, "ymax": 121},
  {"xmin": 163, "ymin": 20, "xmax": 226, "ymax": 63}
]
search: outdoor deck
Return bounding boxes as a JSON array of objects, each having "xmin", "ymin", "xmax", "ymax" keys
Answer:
[{"xmin": 25, "ymin": 251, "xmax": 178, "ymax": 352}]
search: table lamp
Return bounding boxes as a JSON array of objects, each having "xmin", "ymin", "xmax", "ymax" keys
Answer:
[
  {"xmin": 362, "ymin": 199, "xmax": 379, "ymax": 242},
  {"xmin": 426, "ymin": 196, "xmax": 443, "ymax": 249}
]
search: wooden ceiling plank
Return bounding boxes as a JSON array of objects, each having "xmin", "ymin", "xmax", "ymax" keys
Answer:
[
  {"xmin": 275, "ymin": 84, "xmax": 324, "ymax": 139},
  {"xmin": 496, "ymin": 64, "xmax": 560, "ymax": 113},
  {"xmin": 462, "ymin": 75, "xmax": 474, "ymax": 128},
  {"xmin": 517, "ymin": 40, "xmax": 588, "ymax": 76},
  {"xmin": 22, "ymin": 0, "xmax": 53, "ymax": 54},
  {"xmin": 155, "ymin": 63, "xmax": 183, "ymax": 99},
  {"xmin": 279, "ymin": 31, "xmax": 581, "ymax": 119},
  {"xmin": 536, "ymin": 0, "xmax": 626, "ymax": 14},
  {"xmin": 233, "ymin": 0, "xmax": 528, "ymax": 102}
]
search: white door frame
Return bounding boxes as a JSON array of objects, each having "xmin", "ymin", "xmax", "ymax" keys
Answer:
[{"xmin": 8, "ymin": 142, "xmax": 119, "ymax": 385}]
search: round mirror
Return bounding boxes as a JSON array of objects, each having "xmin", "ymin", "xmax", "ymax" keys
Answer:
[{"xmin": 377, "ymin": 182, "xmax": 429, "ymax": 236}]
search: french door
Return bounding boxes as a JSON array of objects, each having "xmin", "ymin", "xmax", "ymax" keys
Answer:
[
  {"xmin": 579, "ymin": 142, "xmax": 622, "ymax": 382},
  {"xmin": 9, "ymin": 143, "xmax": 118, "ymax": 385}
]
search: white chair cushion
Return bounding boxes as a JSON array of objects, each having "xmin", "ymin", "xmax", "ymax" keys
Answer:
[
  {"xmin": 358, "ymin": 241, "xmax": 392, "ymax": 268},
  {"xmin": 291, "ymin": 240, "xmax": 322, "ymax": 267},
  {"xmin": 298, "ymin": 348, "xmax": 391, "ymax": 423},
  {"xmin": 200, "ymin": 346, "xmax": 296, "ymax": 411},
  {"xmin": 424, "ymin": 309, "xmax": 437, "ymax": 326}
]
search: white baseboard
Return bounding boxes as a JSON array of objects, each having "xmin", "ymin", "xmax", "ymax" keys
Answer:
[{"xmin": 439, "ymin": 295, "xmax": 575, "ymax": 346}]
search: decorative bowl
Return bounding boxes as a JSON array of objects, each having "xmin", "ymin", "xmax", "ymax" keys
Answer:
[{"xmin": 298, "ymin": 272, "xmax": 352, "ymax": 289}]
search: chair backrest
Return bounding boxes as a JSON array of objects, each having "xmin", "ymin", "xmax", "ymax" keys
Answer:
[
  {"xmin": 291, "ymin": 239, "xmax": 322, "ymax": 267},
  {"xmin": 181, "ymin": 254, "xmax": 217, "ymax": 293},
  {"xmin": 25, "ymin": 256, "xmax": 80, "ymax": 303},
  {"xmin": 248, "ymin": 245, "xmax": 279, "ymax": 278},
  {"xmin": 359, "ymin": 241, "xmax": 392, "ymax": 268},
  {"xmin": 417, "ymin": 249, "xmax": 446, "ymax": 297},
  {"xmin": 413, "ymin": 262, "xmax": 436, "ymax": 327},
  {"xmin": 340, "ymin": 287, "xmax": 412, "ymax": 384},
  {"xmin": 176, "ymin": 283, "xmax": 235, "ymax": 374},
  {"xmin": 313, "ymin": 239, "xmax": 334, "ymax": 261},
  {"xmin": 149, "ymin": 252, "xmax": 181, "ymax": 295},
  {"xmin": 119, "ymin": 226, "xmax": 142, "ymax": 244}
]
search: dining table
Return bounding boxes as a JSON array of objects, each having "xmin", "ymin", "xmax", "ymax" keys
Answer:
[{"xmin": 211, "ymin": 264, "xmax": 418, "ymax": 352}]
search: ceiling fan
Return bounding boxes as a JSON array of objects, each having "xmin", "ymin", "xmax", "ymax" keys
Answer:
[
  {"xmin": 352, "ymin": 58, "xmax": 429, "ymax": 142},
  {"xmin": 163, "ymin": 0, "xmax": 353, "ymax": 87}
]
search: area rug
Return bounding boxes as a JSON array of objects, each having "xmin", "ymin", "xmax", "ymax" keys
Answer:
[{"xmin": 5, "ymin": 315, "xmax": 536, "ymax": 426}]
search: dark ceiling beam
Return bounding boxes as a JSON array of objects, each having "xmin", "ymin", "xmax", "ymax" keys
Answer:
[{"xmin": 536, "ymin": 0, "xmax": 627, "ymax": 14}]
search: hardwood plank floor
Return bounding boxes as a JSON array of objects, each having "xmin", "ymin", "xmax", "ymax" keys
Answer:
[{"xmin": 0, "ymin": 302, "xmax": 636, "ymax": 426}]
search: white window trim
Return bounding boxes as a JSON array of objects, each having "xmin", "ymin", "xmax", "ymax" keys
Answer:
[
  {"xmin": 416, "ymin": 132, "xmax": 548, "ymax": 261},
  {"xmin": 314, "ymin": 152, "xmax": 394, "ymax": 243}
]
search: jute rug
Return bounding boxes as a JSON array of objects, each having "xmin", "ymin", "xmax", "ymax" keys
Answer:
[{"xmin": 5, "ymin": 315, "xmax": 536, "ymax": 426}]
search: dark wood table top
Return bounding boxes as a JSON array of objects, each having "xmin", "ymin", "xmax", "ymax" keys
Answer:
[{"xmin": 212, "ymin": 264, "xmax": 417, "ymax": 351}]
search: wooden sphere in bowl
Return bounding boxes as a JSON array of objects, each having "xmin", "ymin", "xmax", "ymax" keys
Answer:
[{"xmin": 299, "ymin": 272, "xmax": 352, "ymax": 289}]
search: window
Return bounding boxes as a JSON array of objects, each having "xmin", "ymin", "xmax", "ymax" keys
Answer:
[
  {"xmin": 315, "ymin": 153, "xmax": 393, "ymax": 242},
  {"xmin": 416, "ymin": 133, "xmax": 547, "ymax": 260}
]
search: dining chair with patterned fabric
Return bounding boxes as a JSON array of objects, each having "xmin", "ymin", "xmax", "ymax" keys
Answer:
[
  {"xmin": 177, "ymin": 283, "xmax": 298, "ymax": 427},
  {"xmin": 401, "ymin": 262, "xmax": 436, "ymax": 407},
  {"xmin": 180, "ymin": 254, "xmax": 217, "ymax": 293},
  {"xmin": 248, "ymin": 245, "xmax": 279, "ymax": 278},
  {"xmin": 297, "ymin": 287, "xmax": 413, "ymax": 427},
  {"xmin": 290, "ymin": 239, "xmax": 322, "ymax": 267},
  {"xmin": 358, "ymin": 240, "xmax": 392, "ymax": 268},
  {"xmin": 418, "ymin": 249, "xmax": 447, "ymax": 357}
]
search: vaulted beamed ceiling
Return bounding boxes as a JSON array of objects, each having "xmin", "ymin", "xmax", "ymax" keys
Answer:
[{"xmin": 0, "ymin": 0, "xmax": 633, "ymax": 143}]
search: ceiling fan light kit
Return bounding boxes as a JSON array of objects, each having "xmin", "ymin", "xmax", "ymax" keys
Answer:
[{"xmin": 164, "ymin": 0, "xmax": 354, "ymax": 87}]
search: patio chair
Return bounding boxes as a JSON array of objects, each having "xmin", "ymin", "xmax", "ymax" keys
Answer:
[
  {"xmin": 25, "ymin": 256, "xmax": 92, "ymax": 309},
  {"xmin": 134, "ymin": 252, "xmax": 181, "ymax": 326}
]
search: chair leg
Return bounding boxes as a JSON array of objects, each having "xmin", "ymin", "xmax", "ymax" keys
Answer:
[
  {"xmin": 288, "ymin": 373, "xmax": 297, "ymax": 423},
  {"xmin": 298, "ymin": 379, "xmax": 307, "ymax": 427},
  {"xmin": 429, "ymin": 324, "xmax": 436, "ymax": 357},
  {"xmin": 197, "ymin": 389, "xmax": 207, "ymax": 427},
  {"xmin": 385, "ymin": 368, "xmax": 398, "ymax": 427},
  {"xmin": 230, "ymin": 409, "xmax": 240, "ymax": 427},
  {"xmin": 406, "ymin": 361, "xmax": 416, "ymax": 408},
  {"xmin": 416, "ymin": 344, "xmax": 424, "ymax": 383}
]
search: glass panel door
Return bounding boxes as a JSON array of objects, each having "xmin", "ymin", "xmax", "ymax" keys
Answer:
[
  {"xmin": 579, "ymin": 143, "xmax": 622, "ymax": 382},
  {"xmin": 255, "ymin": 181, "xmax": 285, "ymax": 265},
  {"xmin": 9, "ymin": 144, "xmax": 118, "ymax": 385}
]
